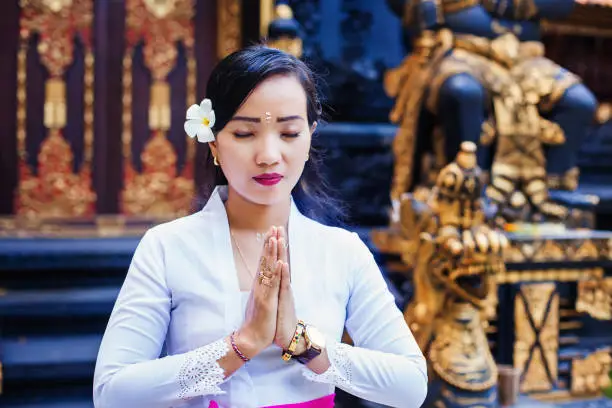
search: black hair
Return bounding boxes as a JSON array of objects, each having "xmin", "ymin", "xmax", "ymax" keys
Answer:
[{"xmin": 197, "ymin": 45, "xmax": 346, "ymax": 226}]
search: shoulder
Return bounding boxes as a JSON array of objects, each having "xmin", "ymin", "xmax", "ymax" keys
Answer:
[
  {"xmin": 139, "ymin": 210, "xmax": 211, "ymax": 252},
  {"xmin": 301, "ymin": 217, "xmax": 372, "ymax": 262}
]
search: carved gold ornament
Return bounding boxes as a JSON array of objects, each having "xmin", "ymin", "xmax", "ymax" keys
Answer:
[
  {"xmin": 15, "ymin": 0, "xmax": 96, "ymax": 219},
  {"xmin": 120, "ymin": 0, "xmax": 197, "ymax": 217},
  {"xmin": 576, "ymin": 278, "xmax": 612, "ymax": 320},
  {"xmin": 217, "ymin": 0, "xmax": 242, "ymax": 59},
  {"xmin": 399, "ymin": 145, "xmax": 506, "ymax": 395},
  {"xmin": 143, "ymin": 0, "xmax": 177, "ymax": 19},
  {"xmin": 571, "ymin": 350, "xmax": 612, "ymax": 396}
]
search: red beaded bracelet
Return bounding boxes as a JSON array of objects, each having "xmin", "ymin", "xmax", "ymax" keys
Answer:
[{"xmin": 230, "ymin": 332, "xmax": 250, "ymax": 362}]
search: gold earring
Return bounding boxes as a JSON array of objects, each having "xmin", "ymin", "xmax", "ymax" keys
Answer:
[
  {"xmin": 305, "ymin": 154, "xmax": 309, "ymax": 162},
  {"xmin": 213, "ymin": 156, "xmax": 220, "ymax": 166}
]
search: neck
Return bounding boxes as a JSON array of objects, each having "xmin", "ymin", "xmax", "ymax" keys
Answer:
[{"xmin": 225, "ymin": 186, "xmax": 291, "ymax": 232}]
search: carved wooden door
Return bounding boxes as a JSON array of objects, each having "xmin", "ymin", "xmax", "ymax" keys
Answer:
[{"xmin": 0, "ymin": 0, "xmax": 244, "ymax": 220}]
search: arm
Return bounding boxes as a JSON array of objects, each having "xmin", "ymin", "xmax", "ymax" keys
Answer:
[
  {"xmin": 93, "ymin": 229, "xmax": 252, "ymax": 408},
  {"xmin": 303, "ymin": 233, "xmax": 428, "ymax": 408}
]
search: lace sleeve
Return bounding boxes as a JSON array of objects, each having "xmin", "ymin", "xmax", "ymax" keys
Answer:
[
  {"xmin": 177, "ymin": 338, "xmax": 230, "ymax": 400},
  {"xmin": 302, "ymin": 341, "xmax": 352, "ymax": 388}
]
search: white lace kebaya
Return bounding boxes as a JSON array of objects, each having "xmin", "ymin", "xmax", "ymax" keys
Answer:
[{"xmin": 93, "ymin": 186, "xmax": 428, "ymax": 408}]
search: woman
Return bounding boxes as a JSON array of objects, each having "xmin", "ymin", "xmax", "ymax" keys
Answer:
[{"xmin": 93, "ymin": 46, "xmax": 427, "ymax": 408}]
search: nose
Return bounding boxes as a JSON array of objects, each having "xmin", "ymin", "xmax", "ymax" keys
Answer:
[{"xmin": 255, "ymin": 133, "xmax": 281, "ymax": 167}]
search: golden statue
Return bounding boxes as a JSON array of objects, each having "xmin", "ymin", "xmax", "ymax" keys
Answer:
[{"xmin": 400, "ymin": 142, "xmax": 508, "ymax": 407}]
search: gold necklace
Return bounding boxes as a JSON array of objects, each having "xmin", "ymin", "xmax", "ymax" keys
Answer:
[{"xmin": 230, "ymin": 230, "xmax": 258, "ymax": 279}]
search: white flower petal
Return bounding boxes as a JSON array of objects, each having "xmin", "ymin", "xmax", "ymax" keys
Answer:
[
  {"xmin": 184, "ymin": 119, "xmax": 204, "ymax": 138},
  {"xmin": 200, "ymin": 99, "xmax": 212, "ymax": 114},
  {"xmin": 186, "ymin": 104, "xmax": 201, "ymax": 120},
  {"xmin": 207, "ymin": 110, "xmax": 216, "ymax": 128},
  {"xmin": 196, "ymin": 126, "xmax": 215, "ymax": 143}
]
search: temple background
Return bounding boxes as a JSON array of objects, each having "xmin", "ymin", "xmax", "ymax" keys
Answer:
[{"xmin": 0, "ymin": 0, "xmax": 611, "ymax": 407}]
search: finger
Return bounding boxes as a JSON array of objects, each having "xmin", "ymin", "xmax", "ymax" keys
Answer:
[
  {"xmin": 256, "ymin": 255, "xmax": 281, "ymax": 294},
  {"xmin": 252, "ymin": 235, "xmax": 273, "ymax": 285},
  {"xmin": 269, "ymin": 258, "xmax": 282, "ymax": 291},
  {"xmin": 277, "ymin": 226, "xmax": 286, "ymax": 241},
  {"xmin": 265, "ymin": 226, "xmax": 275, "ymax": 243},
  {"xmin": 278, "ymin": 236, "xmax": 288, "ymax": 265},
  {"xmin": 280, "ymin": 261, "xmax": 290, "ymax": 291},
  {"xmin": 270, "ymin": 236, "xmax": 278, "ymax": 263}
]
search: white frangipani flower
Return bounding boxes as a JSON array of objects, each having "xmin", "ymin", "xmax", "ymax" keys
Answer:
[{"xmin": 184, "ymin": 98, "xmax": 216, "ymax": 143}]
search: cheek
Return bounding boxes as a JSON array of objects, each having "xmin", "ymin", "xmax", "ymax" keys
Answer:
[{"xmin": 217, "ymin": 142, "xmax": 248, "ymax": 178}]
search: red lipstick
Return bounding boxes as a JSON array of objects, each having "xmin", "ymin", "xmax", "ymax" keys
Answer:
[{"xmin": 253, "ymin": 173, "xmax": 283, "ymax": 186}]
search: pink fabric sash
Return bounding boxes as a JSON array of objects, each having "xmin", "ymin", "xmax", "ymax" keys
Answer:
[{"xmin": 208, "ymin": 394, "xmax": 335, "ymax": 408}]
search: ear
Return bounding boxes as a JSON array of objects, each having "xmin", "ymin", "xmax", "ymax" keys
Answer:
[
  {"xmin": 208, "ymin": 141, "xmax": 218, "ymax": 158},
  {"xmin": 208, "ymin": 141, "xmax": 220, "ymax": 160},
  {"xmin": 310, "ymin": 121, "xmax": 318, "ymax": 134}
]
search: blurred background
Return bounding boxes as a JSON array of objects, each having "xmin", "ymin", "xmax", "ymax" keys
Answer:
[{"xmin": 0, "ymin": 0, "xmax": 612, "ymax": 407}]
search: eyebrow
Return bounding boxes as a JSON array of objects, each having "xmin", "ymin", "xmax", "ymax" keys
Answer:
[{"xmin": 229, "ymin": 115, "xmax": 305, "ymax": 123}]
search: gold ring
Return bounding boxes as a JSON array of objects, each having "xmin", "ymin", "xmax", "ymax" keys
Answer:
[
  {"xmin": 259, "ymin": 275, "xmax": 273, "ymax": 287},
  {"xmin": 259, "ymin": 257, "xmax": 274, "ymax": 275},
  {"xmin": 259, "ymin": 270, "xmax": 273, "ymax": 279}
]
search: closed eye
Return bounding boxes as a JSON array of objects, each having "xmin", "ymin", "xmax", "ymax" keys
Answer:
[
  {"xmin": 233, "ymin": 132, "xmax": 253, "ymax": 138},
  {"xmin": 282, "ymin": 132, "xmax": 300, "ymax": 138}
]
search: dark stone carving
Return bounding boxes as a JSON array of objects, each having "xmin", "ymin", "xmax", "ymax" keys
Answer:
[{"xmin": 288, "ymin": 0, "xmax": 403, "ymax": 122}]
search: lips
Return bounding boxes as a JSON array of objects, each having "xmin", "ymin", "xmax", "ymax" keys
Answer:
[{"xmin": 253, "ymin": 173, "xmax": 283, "ymax": 186}]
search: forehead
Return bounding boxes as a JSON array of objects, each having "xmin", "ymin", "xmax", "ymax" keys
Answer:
[{"xmin": 236, "ymin": 75, "xmax": 308, "ymax": 115}]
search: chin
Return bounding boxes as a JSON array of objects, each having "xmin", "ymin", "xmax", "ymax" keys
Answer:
[{"xmin": 242, "ymin": 183, "xmax": 293, "ymax": 206}]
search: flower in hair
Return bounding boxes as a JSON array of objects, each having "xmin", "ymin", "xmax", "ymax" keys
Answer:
[{"xmin": 184, "ymin": 98, "xmax": 216, "ymax": 142}]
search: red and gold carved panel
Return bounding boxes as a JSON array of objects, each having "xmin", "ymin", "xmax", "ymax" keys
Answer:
[
  {"xmin": 120, "ymin": 0, "xmax": 197, "ymax": 217},
  {"xmin": 514, "ymin": 283, "xmax": 559, "ymax": 393},
  {"xmin": 217, "ymin": 0, "xmax": 242, "ymax": 59},
  {"xmin": 15, "ymin": 0, "xmax": 96, "ymax": 218}
]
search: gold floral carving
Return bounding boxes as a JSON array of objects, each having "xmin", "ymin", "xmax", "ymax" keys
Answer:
[
  {"xmin": 576, "ymin": 278, "xmax": 612, "ymax": 320},
  {"xmin": 16, "ymin": 0, "xmax": 96, "ymax": 218},
  {"xmin": 121, "ymin": 0, "xmax": 196, "ymax": 217},
  {"xmin": 122, "ymin": 132, "xmax": 194, "ymax": 217},
  {"xmin": 514, "ymin": 283, "xmax": 559, "ymax": 393},
  {"xmin": 217, "ymin": 0, "xmax": 242, "ymax": 59},
  {"xmin": 571, "ymin": 350, "xmax": 612, "ymax": 396}
]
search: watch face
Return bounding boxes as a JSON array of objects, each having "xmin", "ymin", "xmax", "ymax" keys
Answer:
[{"xmin": 306, "ymin": 326, "xmax": 326, "ymax": 349}]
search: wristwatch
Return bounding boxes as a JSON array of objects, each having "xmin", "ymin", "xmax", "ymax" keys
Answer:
[{"xmin": 295, "ymin": 325, "xmax": 326, "ymax": 365}]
